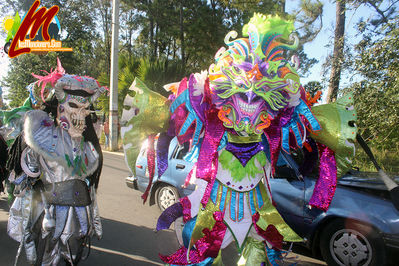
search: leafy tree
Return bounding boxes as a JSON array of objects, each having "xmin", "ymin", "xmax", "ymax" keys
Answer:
[
  {"xmin": 93, "ymin": 0, "xmax": 112, "ymax": 76},
  {"xmin": 324, "ymin": 0, "xmax": 397, "ymax": 102},
  {"xmin": 304, "ymin": 80, "xmax": 323, "ymax": 97},
  {"xmin": 0, "ymin": 0, "xmax": 100, "ymax": 106},
  {"xmin": 1, "ymin": 0, "xmax": 325, "ymax": 112},
  {"xmin": 97, "ymin": 52, "xmax": 186, "ymax": 115},
  {"xmin": 346, "ymin": 17, "xmax": 399, "ymax": 151},
  {"xmin": 2, "ymin": 53, "xmax": 58, "ymax": 107},
  {"xmin": 136, "ymin": 57, "xmax": 186, "ymax": 96}
]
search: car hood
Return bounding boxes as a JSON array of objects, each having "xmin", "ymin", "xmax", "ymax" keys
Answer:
[{"xmin": 339, "ymin": 171, "xmax": 399, "ymax": 191}]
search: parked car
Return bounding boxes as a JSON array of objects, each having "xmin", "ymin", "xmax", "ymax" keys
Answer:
[
  {"xmin": 273, "ymin": 166, "xmax": 399, "ymax": 266},
  {"xmin": 126, "ymin": 137, "xmax": 195, "ymax": 210},
  {"xmin": 126, "ymin": 137, "xmax": 399, "ymax": 265}
]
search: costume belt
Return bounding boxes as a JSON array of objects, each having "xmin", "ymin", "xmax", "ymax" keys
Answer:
[{"xmin": 41, "ymin": 179, "xmax": 91, "ymax": 206}]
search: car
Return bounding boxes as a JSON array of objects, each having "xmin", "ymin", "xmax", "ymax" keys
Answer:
[
  {"xmin": 125, "ymin": 137, "xmax": 399, "ymax": 265},
  {"xmin": 273, "ymin": 164, "xmax": 399, "ymax": 266},
  {"xmin": 126, "ymin": 137, "xmax": 195, "ymax": 211}
]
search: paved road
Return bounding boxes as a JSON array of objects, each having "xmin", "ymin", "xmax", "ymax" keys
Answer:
[{"xmin": 0, "ymin": 151, "xmax": 326, "ymax": 265}]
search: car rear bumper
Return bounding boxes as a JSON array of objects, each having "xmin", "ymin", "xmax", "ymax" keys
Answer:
[{"xmin": 125, "ymin": 176, "xmax": 138, "ymax": 190}]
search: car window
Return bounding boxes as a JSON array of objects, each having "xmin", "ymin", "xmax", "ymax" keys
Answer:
[
  {"xmin": 274, "ymin": 147, "xmax": 319, "ymax": 179},
  {"xmin": 139, "ymin": 140, "xmax": 148, "ymax": 157},
  {"xmin": 173, "ymin": 142, "xmax": 190, "ymax": 160},
  {"xmin": 139, "ymin": 137, "xmax": 159, "ymax": 159},
  {"xmin": 274, "ymin": 165, "xmax": 298, "ymax": 180},
  {"xmin": 140, "ymin": 145, "xmax": 147, "ymax": 157}
]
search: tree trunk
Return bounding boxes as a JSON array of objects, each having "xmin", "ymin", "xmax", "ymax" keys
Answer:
[
  {"xmin": 280, "ymin": 0, "xmax": 286, "ymax": 14},
  {"xmin": 326, "ymin": 0, "xmax": 346, "ymax": 103},
  {"xmin": 154, "ymin": 23, "xmax": 159, "ymax": 58},
  {"xmin": 173, "ymin": 38, "xmax": 176, "ymax": 60},
  {"xmin": 179, "ymin": 0, "xmax": 185, "ymax": 67},
  {"xmin": 149, "ymin": 17, "xmax": 154, "ymax": 58}
]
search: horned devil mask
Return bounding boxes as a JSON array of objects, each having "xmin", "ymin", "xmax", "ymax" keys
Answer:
[{"xmin": 32, "ymin": 59, "xmax": 107, "ymax": 139}]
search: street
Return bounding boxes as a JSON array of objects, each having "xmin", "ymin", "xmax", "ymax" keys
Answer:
[{"xmin": 0, "ymin": 151, "xmax": 326, "ymax": 265}]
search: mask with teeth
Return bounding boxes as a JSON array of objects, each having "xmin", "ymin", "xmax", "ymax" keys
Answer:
[
  {"xmin": 31, "ymin": 59, "xmax": 107, "ymax": 139},
  {"xmin": 57, "ymin": 94, "xmax": 91, "ymax": 138},
  {"xmin": 209, "ymin": 14, "xmax": 301, "ymax": 135}
]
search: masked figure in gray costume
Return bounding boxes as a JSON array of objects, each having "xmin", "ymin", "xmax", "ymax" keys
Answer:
[{"xmin": 7, "ymin": 59, "xmax": 107, "ymax": 265}]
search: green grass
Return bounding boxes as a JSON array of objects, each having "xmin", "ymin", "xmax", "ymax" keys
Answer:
[{"xmin": 353, "ymin": 144, "xmax": 399, "ymax": 173}]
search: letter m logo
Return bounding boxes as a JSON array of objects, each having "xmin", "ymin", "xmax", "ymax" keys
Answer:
[{"xmin": 8, "ymin": 0, "xmax": 59, "ymax": 58}]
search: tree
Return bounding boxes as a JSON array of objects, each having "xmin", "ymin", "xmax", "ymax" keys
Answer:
[
  {"xmin": 94, "ymin": 0, "xmax": 112, "ymax": 77},
  {"xmin": 346, "ymin": 16, "xmax": 399, "ymax": 150},
  {"xmin": 1, "ymin": 0, "xmax": 100, "ymax": 106},
  {"xmin": 326, "ymin": 0, "xmax": 346, "ymax": 103},
  {"xmin": 2, "ymin": 53, "xmax": 58, "ymax": 107},
  {"xmin": 324, "ymin": 0, "xmax": 398, "ymax": 103},
  {"xmin": 304, "ymin": 80, "xmax": 323, "ymax": 97}
]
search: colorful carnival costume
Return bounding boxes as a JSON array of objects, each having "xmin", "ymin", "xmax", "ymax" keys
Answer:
[
  {"xmin": 122, "ymin": 14, "xmax": 357, "ymax": 265},
  {"xmin": 1, "ymin": 98, "xmax": 35, "ymax": 203},
  {"xmin": 7, "ymin": 60, "xmax": 106, "ymax": 265}
]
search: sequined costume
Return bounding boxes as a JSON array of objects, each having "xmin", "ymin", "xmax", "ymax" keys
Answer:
[
  {"xmin": 7, "ymin": 59, "xmax": 106, "ymax": 265},
  {"xmin": 122, "ymin": 14, "xmax": 357, "ymax": 265}
]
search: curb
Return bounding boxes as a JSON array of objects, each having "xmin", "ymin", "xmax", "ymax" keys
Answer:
[{"xmin": 102, "ymin": 150, "xmax": 124, "ymax": 156}]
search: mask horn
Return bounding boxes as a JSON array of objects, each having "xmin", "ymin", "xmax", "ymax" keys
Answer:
[
  {"xmin": 90, "ymin": 86, "xmax": 108, "ymax": 103},
  {"xmin": 57, "ymin": 57, "xmax": 66, "ymax": 74},
  {"xmin": 54, "ymin": 81, "xmax": 66, "ymax": 103}
]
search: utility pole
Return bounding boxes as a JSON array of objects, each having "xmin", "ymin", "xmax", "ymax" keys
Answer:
[{"xmin": 109, "ymin": 0, "xmax": 119, "ymax": 151}]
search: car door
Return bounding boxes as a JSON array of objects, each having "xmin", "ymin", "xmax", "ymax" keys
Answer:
[
  {"xmin": 135, "ymin": 138, "xmax": 159, "ymax": 192},
  {"xmin": 162, "ymin": 138, "xmax": 195, "ymax": 195},
  {"xmin": 270, "ymin": 165, "xmax": 310, "ymax": 237}
]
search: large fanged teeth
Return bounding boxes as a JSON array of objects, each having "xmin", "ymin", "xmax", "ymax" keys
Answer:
[
  {"xmin": 237, "ymin": 101, "xmax": 259, "ymax": 115},
  {"xmin": 71, "ymin": 119, "xmax": 85, "ymax": 130}
]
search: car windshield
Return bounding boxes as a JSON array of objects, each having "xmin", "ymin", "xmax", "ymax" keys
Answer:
[{"xmin": 274, "ymin": 138, "xmax": 399, "ymax": 181}]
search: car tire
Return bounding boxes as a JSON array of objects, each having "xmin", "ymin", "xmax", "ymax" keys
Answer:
[
  {"xmin": 320, "ymin": 219, "xmax": 386, "ymax": 266},
  {"xmin": 156, "ymin": 185, "xmax": 179, "ymax": 211}
]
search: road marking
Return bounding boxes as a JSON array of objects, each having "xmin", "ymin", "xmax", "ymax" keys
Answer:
[{"xmin": 90, "ymin": 245, "xmax": 163, "ymax": 265}]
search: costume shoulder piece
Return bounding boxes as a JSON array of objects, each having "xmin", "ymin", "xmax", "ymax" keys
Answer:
[{"xmin": 24, "ymin": 109, "xmax": 99, "ymax": 176}]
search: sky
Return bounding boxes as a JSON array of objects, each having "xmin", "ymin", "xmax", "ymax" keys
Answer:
[
  {"xmin": 286, "ymin": 0, "xmax": 381, "ymax": 86},
  {"xmin": 0, "ymin": 0, "xmax": 394, "ymax": 103}
]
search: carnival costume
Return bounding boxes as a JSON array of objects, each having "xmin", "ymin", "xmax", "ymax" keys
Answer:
[
  {"xmin": 122, "ymin": 14, "xmax": 357, "ymax": 265},
  {"xmin": 7, "ymin": 59, "xmax": 106, "ymax": 265}
]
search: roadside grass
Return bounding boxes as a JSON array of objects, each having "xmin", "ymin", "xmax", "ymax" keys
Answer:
[{"xmin": 353, "ymin": 144, "xmax": 399, "ymax": 174}]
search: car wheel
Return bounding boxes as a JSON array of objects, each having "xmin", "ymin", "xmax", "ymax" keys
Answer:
[
  {"xmin": 156, "ymin": 185, "xmax": 179, "ymax": 211},
  {"xmin": 320, "ymin": 219, "xmax": 386, "ymax": 266}
]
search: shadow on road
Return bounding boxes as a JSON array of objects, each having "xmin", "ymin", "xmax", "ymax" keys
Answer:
[
  {"xmin": 0, "ymin": 197, "xmax": 10, "ymax": 212},
  {"xmin": 81, "ymin": 217, "xmax": 241, "ymax": 265},
  {"xmin": 1, "ymin": 213, "xmax": 327, "ymax": 266},
  {"xmin": 0, "ymin": 220, "xmax": 23, "ymax": 265},
  {"xmin": 1, "ymin": 214, "xmax": 175, "ymax": 265},
  {"xmin": 82, "ymin": 217, "xmax": 178, "ymax": 265}
]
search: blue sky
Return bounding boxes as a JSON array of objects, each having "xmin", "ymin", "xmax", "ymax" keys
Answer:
[
  {"xmin": 287, "ymin": 1, "xmax": 362, "ymax": 84},
  {"xmin": 0, "ymin": 0, "xmax": 395, "ymax": 102}
]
